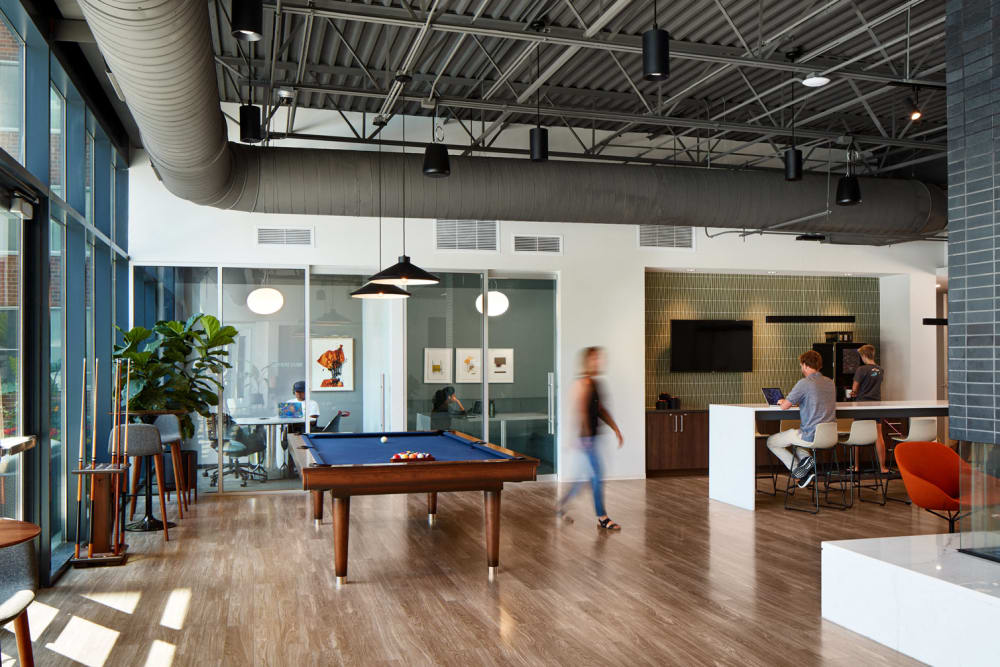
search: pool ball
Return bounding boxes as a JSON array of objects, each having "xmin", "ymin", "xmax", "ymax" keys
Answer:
[{"xmin": 380, "ymin": 436, "xmax": 388, "ymax": 443}]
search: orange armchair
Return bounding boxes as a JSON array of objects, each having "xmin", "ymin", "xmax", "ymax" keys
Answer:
[{"xmin": 894, "ymin": 441, "xmax": 970, "ymax": 533}]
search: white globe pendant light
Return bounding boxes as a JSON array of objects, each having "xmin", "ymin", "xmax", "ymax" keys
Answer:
[
  {"xmin": 475, "ymin": 291, "xmax": 509, "ymax": 317},
  {"xmin": 246, "ymin": 287, "xmax": 284, "ymax": 315}
]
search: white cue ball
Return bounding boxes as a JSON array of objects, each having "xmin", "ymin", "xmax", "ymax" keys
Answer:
[{"xmin": 380, "ymin": 436, "xmax": 388, "ymax": 443}]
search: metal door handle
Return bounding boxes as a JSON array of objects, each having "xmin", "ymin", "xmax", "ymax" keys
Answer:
[
  {"xmin": 673, "ymin": 415, "xmax": 677, "ymax": 432},
  {"xmin": 680, "ymin": 414, "xmax": 684, "ymax": 432}
]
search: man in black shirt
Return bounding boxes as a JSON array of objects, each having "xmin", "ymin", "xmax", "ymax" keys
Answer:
[{"xmin": 851, "ymin": 345, "xmax": 883, "ymax": 401}]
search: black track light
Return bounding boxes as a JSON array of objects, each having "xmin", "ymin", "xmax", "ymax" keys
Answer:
[
  {"xmin": 643, "ymin": 0, "xmax": 670, "ymax": 81},
  {"xmin": 784, "ymin": 148, "xmax": 802, "ymax": 181},
  {"xmin": 836, "ymin": 141, "xmax": 862, "ymax": 206},
  {"xmin": 423, "ymin": 103, "xmax": 450, "ymax": 177},
  {"xmin": 530, "ymin": 127, "xmax": 549, "ymax": 162},
  {"xmin": 231, "ymin": 0, "xmax": 263, "ymax": 42},
  {"xmin": 907, "ymin": 89, "xmax": 922, "ymax": 121},
  {"xmin": 239, "ymin": 104, "xmax": 262, "ymax": 143}
]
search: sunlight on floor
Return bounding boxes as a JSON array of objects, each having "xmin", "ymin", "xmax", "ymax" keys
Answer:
[
  {"xmin": 45, "ymin": 615, "xmax": 120, "ymax": 667},
  {"xmin": 0, "ymin": 600, "xmax": 59, "ymax": 641},
  {"xmin": 159, "ymin": 589, "xmax": 191, "ymax": 630},
  {"xmin": 83, "ymin": 590, "xmax": 142, "ymax": 614},
  {"xmin": 143, "ymin": 639, "xmax": 176, "ymax": 667}
]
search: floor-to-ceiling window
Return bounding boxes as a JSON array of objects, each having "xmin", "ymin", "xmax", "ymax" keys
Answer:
[
  {"xmin": 0, "ymin": 210, "xmax": 21, "ymax": 518},
  {"xmin": 49, "ymin": 87, "xmax": 64, "ymax": 198},
  {"xmin": 48, "ymin": 214, "xmax": 65, "ymax": 550},
  {"xmin": 0, "ymin": 12, "xmax": 24, "ymax": 164}
]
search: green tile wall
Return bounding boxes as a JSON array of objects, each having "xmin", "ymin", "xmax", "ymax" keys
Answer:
[{"xmin": 645, "ymin": 272, "xmax": 880, "ymax": 409}]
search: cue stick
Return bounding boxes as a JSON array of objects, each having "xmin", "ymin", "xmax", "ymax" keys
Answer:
[
  {"xmin": 87, "ymin": 358, "xmax": 99, "ymax": 558},
  {"xmin": 110, "ymin": 360, "xmax": 122, "ymax": 555},
  {"xmin": 73, "ymin": 358, "xmax": 87, "ymax": 559},
  {"xmin": 119, "ymin": 360, "xmax": 131, "ymax": 552}
]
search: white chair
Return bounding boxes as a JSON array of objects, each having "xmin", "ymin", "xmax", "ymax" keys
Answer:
[
  {"xmin": 884, "ymin": 417, "xmax": 938, "ymax": 504},
  {"xmin": 784, "ymin": 422, "xmax": 842, "ymax": 514},
  {"xmin": 839, "ymin": 420, "xmax": 883, "ymax": 505}
]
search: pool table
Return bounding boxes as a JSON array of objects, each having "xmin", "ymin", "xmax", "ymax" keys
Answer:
[{"xmin": 287, "ymin": 430, "xmax": 539, "ymax": 586}]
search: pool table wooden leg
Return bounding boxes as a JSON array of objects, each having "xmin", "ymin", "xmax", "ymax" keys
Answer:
[
  {"xmin": 312, "ymin": 490, "xmax": 324, "ymax": 525},
  {"xmin": 333, "ymin": 495, "xmax": 350, "ymax": 587},
  {"xmin": 427, "ymin": 492, "xmax": 438, "ymax": 526},
  {"xmin": 484, "ymin": 487, "xmax": 501, "ymax": 580}
]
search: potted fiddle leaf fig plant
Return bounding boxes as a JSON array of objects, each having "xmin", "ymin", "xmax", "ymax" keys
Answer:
[{"xmin": 113, "ymin": 313, "xmax": 238, "ymax": 439}]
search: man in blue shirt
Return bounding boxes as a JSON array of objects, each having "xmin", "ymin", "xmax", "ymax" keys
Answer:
[{"xmin": 766, "ymin": 350, "xmax": 837, "ymax": 487}]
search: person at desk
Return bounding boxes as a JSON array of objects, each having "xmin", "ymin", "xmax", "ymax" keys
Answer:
[
  {"xmin": 430, "ymin": 387, "xmax": 465, "ymax": 429},
  {"xmin": 766, "ymin": 350, "xmax": 836, "ymax": 487},
  {"xmin": 287, "ymin": 380, "xmax": 320, "ymax": 434}
]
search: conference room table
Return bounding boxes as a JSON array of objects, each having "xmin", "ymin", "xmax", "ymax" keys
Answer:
[
  {"xmin": 232, "ymin": 416, "xmax": 306, "ymax": 477},
  {"xmin": 708, "ymin": 400, "xmax": 949, "ymax": 510}
]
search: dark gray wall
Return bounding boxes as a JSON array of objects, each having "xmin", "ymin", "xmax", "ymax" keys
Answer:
[{"xmin": 945, "ymin": 0, "xmax": 999, "ymax": 444}]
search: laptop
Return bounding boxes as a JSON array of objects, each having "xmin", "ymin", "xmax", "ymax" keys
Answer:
[
  {"xmin": 760, "ymin": 388, "xmax": 785, "ymax": 406},
  {"xmin": 278, "ymin": 401, "xmax": 304, "ymax": 419}
]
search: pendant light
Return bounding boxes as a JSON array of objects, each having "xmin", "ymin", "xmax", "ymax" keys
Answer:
[
  {"xmin": 231, "ymin": 0, "xmax": 263, "ymax": 42},
  {"xmin": 352, "ymin": 130, "xmax": 411, "ymax": 300},
  {"xmin": 907, "ymin": 88, "xmax": 922, "ymax": 122},
  {"xmin": 475, "ymin": 290, "xmax": 510, "ymax": 317},
  {"xmin": 369, "ymin": 115, "xmax": 441, "ymax": 287},
  {"xmin": 835, "ymin": 140, "xmax": 862, "ymax": 206},
  {"xmin": 423, "ymin": 101, "xmax": 451, "ymax": 177},
  {"xmin": 642, "ymin": 0, "xmax": 670, "ymax": 81},
  {"xmin": 239, "ymin": 103, "xmax": 262, "ymax": 143},
  {"xmin": 784, "ymin": 78, "xmax": 802, "ymax": 181},
  {"xmin": 530, "ymin": 44, "xmax": 548, "ymax": 161},
  {"xmin": 247, "ymin": 270, "xmax": 284, "ymax": 314}
]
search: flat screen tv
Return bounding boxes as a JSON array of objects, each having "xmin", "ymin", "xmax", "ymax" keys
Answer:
[{"xmin": 670, "ymin": 319, "xmax": 753, "ymax": 372}]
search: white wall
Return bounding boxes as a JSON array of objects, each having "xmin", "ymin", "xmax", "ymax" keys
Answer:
[{"xmin": 129, "ymin": 134, "xmax": 945, "ymax": 481}]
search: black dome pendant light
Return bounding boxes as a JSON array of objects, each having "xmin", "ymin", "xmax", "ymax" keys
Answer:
[
  {"xmin": 642, "ymin": 0, "xmax": 670, "ymax": 81},
  {"xmin": 231, "ymin": 0, "xmax": 264, "ymax": 42},
  {"xmin": 369, "ymin": 114, "xmax": 441, "ymax": 287},
  {"xmin": 784, "ymin": 77, "xmax": 802, "ymax": 181},
  {"xmin": 835, "ymin": 140, "xmax": 862, "ymax": 206},
  {"xmin": 352, "ymin": 129, "xmax": 411, "ymax": 300},
  {"xmin": 422, "ymin": 101, "xmax": 451, "ymax": 177},
  {"xmin": 529, "ymin": 44, "xmax": 548, "ymax": 161}
]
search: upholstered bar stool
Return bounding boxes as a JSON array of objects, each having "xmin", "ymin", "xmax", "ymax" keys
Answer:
[
  {"xmin": 784, "ymin": 422, "xmax": 842, "ymax": 514},
  {"xmin": 116, "ymin": 424, "xmax": 171, "ymax": 541},
  {"xmin": 837, "ymin": 420, "xmax": 883, "ymax": 505},
  {"xmin": 154, "ymin": 415, "xmax": 189, "ymax": 515},
  {"xmin": 884, "ymin": 416, "xmax": 938, "ymax": 504},
  {"xmin": 0, "ymin": 532, "xmax": 38, "ymax": 666}
]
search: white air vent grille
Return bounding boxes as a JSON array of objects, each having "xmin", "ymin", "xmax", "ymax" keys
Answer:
[
  {"xmin": 435, "ymin": 220, "xmax": 498, "ymax": 252},
  {"xmin": 638, "ymin": 225, "xmax": 694, "ymax": 249},
  {"xmin": 256, "ymin": 227, "xmax": 314, "ymax": 246},
  {"xmin": 513, "ymin": 234, "xmax": 562, "ymax": 255}
]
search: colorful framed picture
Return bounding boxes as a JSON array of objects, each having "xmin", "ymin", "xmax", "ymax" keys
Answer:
[
  {"xmin": 488, "ymin": 348, "xmax": 514, "ymax": 383},
  {"xmin": 456, "ymin": 348, "xmax": 483, "ymax": 383},
  {"xmin": 311, "ymin": 337, "xmax": 354, "ymax": 391},
  {"xmin": 424, "ymin": 348, "xmax": 453, "ymax": 383}
]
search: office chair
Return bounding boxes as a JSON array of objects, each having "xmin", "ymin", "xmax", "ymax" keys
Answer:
[{"xmin": 207, "ymin": 415, "xmax": 268, "ymax": 488}]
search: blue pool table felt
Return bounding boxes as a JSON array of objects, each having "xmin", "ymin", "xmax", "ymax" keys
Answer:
[{"xmin": 301, "ymin": 431, "xmax": 516, "ymax": 466}]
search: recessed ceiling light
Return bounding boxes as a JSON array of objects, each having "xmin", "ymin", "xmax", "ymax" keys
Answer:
[
  {"xmin": 845, "ymin": 273, "xmax": 853, "ymax": 276},
  {"xmin": 801, "ymin": 73, "xmax": 830, "ymax": 87},
  {"xmin": 767, "ymin": 271, "xmax": 777, "ymax": 274},
  {"xmin": 686, "ymin": 268, "xmax": 696, "ymax": 272},
  {"xmin": 936, "ymin": 283, "xmax": 941, "ymax": 288}
]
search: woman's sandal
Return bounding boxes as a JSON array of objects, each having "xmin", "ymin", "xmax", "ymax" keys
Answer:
[{"xmin": 597, "ymin": 517, "xmax": 621, "ymax": 531}]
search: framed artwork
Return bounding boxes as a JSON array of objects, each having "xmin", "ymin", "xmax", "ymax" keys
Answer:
[
  {"xmin": 424, "ymin": 348, "xmax": 453, "ymax": 383},
  {"xmin": 488, "ymin": 348, "xmax": 514, "ymax": 383},
  {"xmin": 456, "ymin": 348, "xmax": 483, "ymax": 383},
  {"xmin": 311, "ymin": 337, "xmax": 354, "ymax": 391}
]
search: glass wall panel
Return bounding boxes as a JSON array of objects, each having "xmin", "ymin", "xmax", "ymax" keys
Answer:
[
  {"xmin": 83, "ymin": 235, "xmax": 94, "ymax": 462},
  {"xmin": 0, "ymin": 210, "xmax": 21, "ymax": 518},
  {"xmin": 222, "ymin": 268, "xmax": 304, "ymax": 490},
  {"xmin": 486, "ymin": 278, "xmax": 557, "ymax": 474},
  {"xmin": 406, "ymin": 273, "xmax": 484, "ymax": 440},
  {"xmin": 0, "ymin": 12, "xmax": 24, "ymax": 164},
  {"xmin": 85, "ymin": 131, "xmax": 94, "ymax": 221},
  {"xmin": 49, "ymin": 217, "xmax": 66, "ymax": 547},
  {"xmin": 309, "ymin": 273, "xmax": 365, "ymax": 432},
  {"xmin": 49, "ymin": 87, "xmax": 65, "ymax": 197}
]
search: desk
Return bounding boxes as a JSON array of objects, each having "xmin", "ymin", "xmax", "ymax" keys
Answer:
[
  {"xmin": 0, "ymin": 518, "xmax": 40, "ymax": 548},
  {"xmin": 709, "ymin": 400, "xmax": 949, "ymax": 510},
  {"xmin": 288, "ymin": 430, "xmax": 538, "ymax": 586},
  {"xmin": 232, "ymin": 416, "xmax": 306, "ymax": 477}
]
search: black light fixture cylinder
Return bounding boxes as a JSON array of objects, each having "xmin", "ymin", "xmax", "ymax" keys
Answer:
[
  {"xmin": 784, "ymin": 147, "xmax": 802, "ymax": 181},
  {"xmin": 836, "ymin": 141, "xmax": 862, "ymax": 206},
  {"xmin": 422, "ymin": 143, "xmax": 451, "ymax": 177},
  {"xmin": 530, "ymin": 127, "xmax": 549, "ymax": 162},
  {"xmin": 239, "ymin": 104, "xmax": 262, "ymax": 143},
  {"xmin": 231, "ymin": 0, "xmax": 264, "ymax": 42},
  {"xmin": 642, "ymin": 28, "xmax": 670, "ymax": 81}
]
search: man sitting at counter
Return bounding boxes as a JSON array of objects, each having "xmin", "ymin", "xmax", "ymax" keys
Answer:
[{"xmin": 766, "ymin": 350, "xmax": 837, "ymax": 487}]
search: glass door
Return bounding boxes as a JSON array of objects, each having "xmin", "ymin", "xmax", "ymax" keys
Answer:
[
  {"xmin": 48, "ymin": 216, "xmax": 66, "ymax": 547},
  {"xmin": 0, "ymin": 210, "xmax": 22, "ymax": 518},
  {"xmin": 485, "ymin": 276, "xmax": 557, "ymax": 474}
]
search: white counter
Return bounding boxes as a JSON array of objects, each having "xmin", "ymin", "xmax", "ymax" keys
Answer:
[{"xmin": 708, "ymin": 400, "xmax": 948, "ymax": 510}]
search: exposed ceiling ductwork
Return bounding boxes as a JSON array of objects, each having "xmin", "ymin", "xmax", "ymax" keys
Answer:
[{"xmin": 77, "ymin": 0, "xmax": 946, "ymax": 243}]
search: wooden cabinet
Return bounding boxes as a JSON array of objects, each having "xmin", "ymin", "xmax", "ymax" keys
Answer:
[{"xmin": 646, "ymin": 410, "xmax": 709, "ymax": 472}]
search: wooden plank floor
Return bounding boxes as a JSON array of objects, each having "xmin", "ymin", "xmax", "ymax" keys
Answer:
[{"xmin": 3, "ymin": 476, "xmax": 941, "ymax": 666}]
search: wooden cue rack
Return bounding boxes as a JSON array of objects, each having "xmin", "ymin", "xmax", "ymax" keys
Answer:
[{"xmin": 70, "ymin": 358, "xmax": 130, "ymax": 568}]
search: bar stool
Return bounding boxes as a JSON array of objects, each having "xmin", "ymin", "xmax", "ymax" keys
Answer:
[
  {"xmin": 0, "ymin": 538, "xmax": 37, "ymax": 666},
  {"xmin": 756, "ymin": 419, "xmax": 799, "ymax": 496},
  {"xmin": 120, "ymin": 424, "xmax": 171, "ymax": 542},
  {"xmin": 884, "ymin": 417, "xmax": 938, "ymax": 504},
  {"xmin": 838, "ymin": 420, "xmax": 883, "ymax": 506},
  {"xmin": 154, "ymin": 415, "xmax": 189, "ymax": 515},
  {"xmin": 784, "ymin": 422, "xmax": 842, "ymax": 514}
]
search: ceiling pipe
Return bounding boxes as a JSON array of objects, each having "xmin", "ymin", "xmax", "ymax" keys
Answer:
[{"xmin": 76, "ymin": 0, "xmax": 947, "ymax": 241}]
